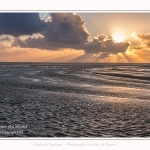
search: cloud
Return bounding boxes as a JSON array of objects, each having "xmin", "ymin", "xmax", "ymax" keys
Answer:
[
  {"xmin": 13, "ymin": 33, "xmax": 130, "ymax": 54},
  {"xmin": 0, "ymin": 13, "xmax": 130, "ymax": 55},
  {"xmin": 137, "ymin": 33, "xmax": 150, "ymax": 40},
  {"xmin": 132, "ymin": 46, "xmax": 143, "ymax": 49},
  {"xmin": 137, "ymin": 33, "xmax": 150, "ymax": 47},
  {"xmin": 0, "ymin": 35, "xmax": 14, "ymax": 42},
  {"xmin": 13, "ymin": 13, "xmax": 90, "ymax": 50},
  {"xmin": 131, "ymin": 32, "xmax": 150, "ymax": 47},
  {"xmin": 0, "ymin": 42, "xmax": 7, "ymax": 50},
  {"xmin": 19, "ymin": 13, "xmax": 89, "ymax": 46},
  {"xmin": 0, "ymin": 13, "xmax": 47, "ymax": 36},
  {"xmin": 93, "ymin": 34, "xmax": 108, "ymax": 42},
  {"xmin": 43, "ymin": 13, "xmax": 90, "ymax": 45},
  {"xmin": 83, "ymin": 35, "xmax": 130, "ymax": 53},
  {"xmin": 13, "ymin": 35, "xmax": 62, "ymax": 50}
]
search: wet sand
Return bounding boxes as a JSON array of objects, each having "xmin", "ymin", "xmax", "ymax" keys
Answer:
[{"xmin": 0, "ymin": 63, "xmax": 150, "ymax": 137}]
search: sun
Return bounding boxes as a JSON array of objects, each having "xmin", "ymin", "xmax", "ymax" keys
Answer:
[{"xmin": 112, "ymin": 34, "xmax": 124, "ymax": 42}]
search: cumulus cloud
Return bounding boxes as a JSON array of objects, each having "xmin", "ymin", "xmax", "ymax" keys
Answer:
[
  {"xmin": 0, "ymin": 13, "xmax": 47, "ymax": 36},
  {"xmin": 43, "ymin": 13, "xmax": 90, "ymax": 45}
]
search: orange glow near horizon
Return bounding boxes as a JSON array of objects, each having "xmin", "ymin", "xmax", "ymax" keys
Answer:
[
  {"xmin": 0, "ymin": 47, "xmax": 85, "ymax": 62},
  {"xmin": 1, "ymin": 44, "xmax": 150, "ymax": 63},
  {"xmin": 1, "ymin": 46, "xmax": 150, "ymax": 63}
]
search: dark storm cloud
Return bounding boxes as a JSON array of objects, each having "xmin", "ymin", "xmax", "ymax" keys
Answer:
[
  {"xmin": 13, "ymin": 13, "xmax": 90, "ymax": 49},
  {"xmin": 6, "ymin": 13, "xmax": 130, "ymax": 54},
  {"xmin": 43, "ymin": 13, "xmax": 90, "ymax": 45},
  {"xmin": 0, "ymin": 13, "xmax": 47, "ymax": 36}
]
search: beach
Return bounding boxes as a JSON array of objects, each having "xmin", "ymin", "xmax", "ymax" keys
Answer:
[{"xmin": 0, "ymin": 63, "xmax": 150, "ymax": 137}]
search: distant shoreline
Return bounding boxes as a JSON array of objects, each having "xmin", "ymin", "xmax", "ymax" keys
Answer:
[{"xmin": 0, "ymin": 62, "xmax": 150, "ymax": 67}]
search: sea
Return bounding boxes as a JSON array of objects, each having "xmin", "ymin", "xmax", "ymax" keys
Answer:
[{"xmin": 0, "ymin": 63, "xmax": 150, "ymax": 137}]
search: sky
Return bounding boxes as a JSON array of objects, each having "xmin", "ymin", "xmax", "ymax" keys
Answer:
[{"xmin": 0, "ymin": 12, "xmax": 150, "ymax": 62}]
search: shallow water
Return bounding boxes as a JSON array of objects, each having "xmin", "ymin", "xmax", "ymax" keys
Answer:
[{"xmin": 0, "ymin": 63, "xmax": 150, "ymax": 137}]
